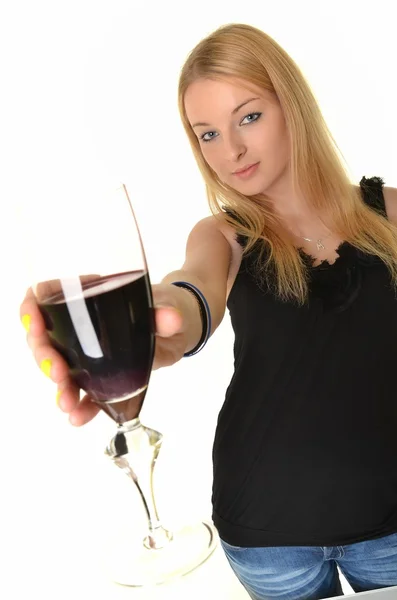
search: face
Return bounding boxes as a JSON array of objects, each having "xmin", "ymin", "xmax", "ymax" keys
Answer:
[{"xmin": 184, "ymin": 77, "xmax": 290, "ymax": 196}]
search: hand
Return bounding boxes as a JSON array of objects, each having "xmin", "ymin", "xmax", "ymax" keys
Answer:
[{"xmin": 20, "ymin": 283, "xmax": 189, "ymax": 427}]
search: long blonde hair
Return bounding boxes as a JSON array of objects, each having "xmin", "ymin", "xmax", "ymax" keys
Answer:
[{"xmin": 177, "ymin": 22, "xmax": 397, "ymax": 303}]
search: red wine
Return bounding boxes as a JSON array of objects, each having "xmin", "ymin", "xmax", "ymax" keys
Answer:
[{"xmin": 38, "ymin": 271, "xmax": 155, "ymax": 424}]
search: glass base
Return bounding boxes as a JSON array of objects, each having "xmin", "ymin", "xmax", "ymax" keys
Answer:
[{"xmin": 103, "ymin": 520, "xmax": 218, "ymax": 587}]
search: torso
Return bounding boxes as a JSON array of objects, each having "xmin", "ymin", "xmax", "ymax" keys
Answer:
[{"xmin": 210, "ymin": 177, "xmax": 397, "ymax": 548}]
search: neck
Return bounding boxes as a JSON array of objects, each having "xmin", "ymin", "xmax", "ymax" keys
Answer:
[
  {"xmin": 259, "ymin": 174, "xmax": 333, "ymax": 237},
  {"xmin": 259, "ymin": 171, "xmax": 311, "ymax": 218}
]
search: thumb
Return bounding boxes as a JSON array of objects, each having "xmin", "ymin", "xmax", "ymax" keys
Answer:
[{"xmin": 154, "ymin": 305, "xmax": 184, "ymax": 338}]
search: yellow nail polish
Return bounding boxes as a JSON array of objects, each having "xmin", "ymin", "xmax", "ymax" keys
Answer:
[
  {"xmin": 56, "ymin": 389, "xmax": 62, "ymax": 406},
  {"xmin": 40, "ymin": 358, "xmax": 52, "ymax": 378},
  {"xmin": 21, "ymin": 314, "xmax": 31, "ymax": 333}
]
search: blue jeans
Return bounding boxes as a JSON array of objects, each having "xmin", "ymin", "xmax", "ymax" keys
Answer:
[{"xmin": 220, "ymin": 532, "xmax": 397, "ymax": 600}]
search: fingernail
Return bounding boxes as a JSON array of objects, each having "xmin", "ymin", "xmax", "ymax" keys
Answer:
[
  {"xmin": 21, "ymin": 314, "xmax": 31, "ymax": 333},
  {"xmin": 156, "ymin": 304, "xmax": 183, "ymax": 315},
  {"xmin": 56, "ymin": 389, "xmax": 62, "ymax": 406},
  {"xmin": 40, "ymin": 358, "xmax": 52, "ymax": 378}
]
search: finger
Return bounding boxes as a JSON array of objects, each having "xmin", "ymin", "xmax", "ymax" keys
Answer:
[
  {"xmin": 33, "ymin": 344, "xmax": 71, "ymax": 384},
  {"xmin": 20, "ymin": 289, "xmax": 47, "ymax": 338},
  {"xmin": 155, "ymin": 306, "xmax": 183, "ymax": 338},
  {"xmin": 152, "ymin": 332, "xmax": 186, "ymax": 369},
  {"xmin": 68, "ymin": 395, "xmax": 101, "ymax": 427},
  {"xmin": 56, "ymin": 378, "xmax": 81, "ymax": 413},
  {"xmin": 26, "ymin": 330, "xmax": 50, "ymax": 353}
]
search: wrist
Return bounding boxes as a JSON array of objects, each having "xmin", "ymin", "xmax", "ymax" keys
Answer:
[{"xmin": 171, "ymin": 281, "xmax": 211, "ymax": 356}]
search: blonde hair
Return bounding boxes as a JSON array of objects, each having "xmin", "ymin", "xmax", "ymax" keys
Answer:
[{"xmin": 177, "ymin": 22, "xmax": 397, "ymax": 303}]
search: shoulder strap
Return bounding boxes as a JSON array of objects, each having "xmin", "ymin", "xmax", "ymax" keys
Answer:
[{"xmin": 359, "ymin": 176, "xmax": 387, "ymax": 217}]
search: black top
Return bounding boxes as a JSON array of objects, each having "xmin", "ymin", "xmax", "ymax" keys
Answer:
[{"xmin": 212, "ymin": 176, "xmax": 397, "ymax": 547}]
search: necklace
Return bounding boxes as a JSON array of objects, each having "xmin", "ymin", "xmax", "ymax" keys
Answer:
[
  {"xmin": 300, "ymin": 233, "xmax": 333, "ymax": 251},
  {"xmin": 284, "ymin": 221, "xmax": 334, "ymax": 251}
]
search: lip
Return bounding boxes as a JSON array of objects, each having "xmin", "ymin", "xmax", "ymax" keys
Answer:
[{"xmin": 233, "ymin": 162, "xmax": 259, "ymax": 178}]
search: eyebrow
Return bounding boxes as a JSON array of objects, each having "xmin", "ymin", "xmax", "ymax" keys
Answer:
[{"xmin": 191, "ymin": 97, "xmax": 260, "ymax": 128}]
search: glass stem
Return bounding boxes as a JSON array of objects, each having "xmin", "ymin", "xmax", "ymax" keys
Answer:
[{"xmin": 105, "ymin": 418, "xmax": 173, "ymax": 549}]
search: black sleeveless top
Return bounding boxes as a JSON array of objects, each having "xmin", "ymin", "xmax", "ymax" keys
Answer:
[{"xmin": 212, "ymin": 176, "xmax": 397, "ymax": 547}]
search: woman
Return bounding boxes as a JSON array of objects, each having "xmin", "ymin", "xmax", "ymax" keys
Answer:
[{"xmin": 20, "ymin": 23, "xmax": 397, "ymax": 600}]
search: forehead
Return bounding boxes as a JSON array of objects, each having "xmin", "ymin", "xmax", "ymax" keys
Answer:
[{"xmin": 184, "ymin": 77, "xmax": 273, "ymax": 122}]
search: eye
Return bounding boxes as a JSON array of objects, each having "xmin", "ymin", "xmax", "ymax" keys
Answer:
[
  {"xmin": 200, "ymin": 131, "xmax": 218, "ymax": 143},
  {"xmin": 199, "ymin": 112, "xmax": 262, "ymax": 143},
  {"xmin": 240, "ymin": 112, "xmax": 262, "ymax": 125}
]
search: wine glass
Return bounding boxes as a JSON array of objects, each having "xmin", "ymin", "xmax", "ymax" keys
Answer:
[{"xmin": 23, "ymin": 180, "xmax": 218, "ymax": 586}]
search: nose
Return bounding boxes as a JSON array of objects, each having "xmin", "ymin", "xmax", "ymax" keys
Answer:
[{"xmin": 223, "ymin": 131, "xmax": 246, "ymax": 162}]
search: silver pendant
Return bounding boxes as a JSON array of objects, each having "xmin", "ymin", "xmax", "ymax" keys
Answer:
[{"xmin": 316, "ymin": 240, "xmax": 325, "ymax": 250}]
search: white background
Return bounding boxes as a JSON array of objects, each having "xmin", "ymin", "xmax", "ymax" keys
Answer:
[{"xmin": 1, "ymin": 1, "xmax": 396, "ymax": 598}]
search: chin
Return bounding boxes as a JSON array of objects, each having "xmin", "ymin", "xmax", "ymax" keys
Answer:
[{"xmin": 231, "ymin": 179, "xmax": 270, "ymax": 197}]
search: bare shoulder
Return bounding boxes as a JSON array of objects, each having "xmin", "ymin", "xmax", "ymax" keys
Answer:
[
  {"xmin": 188, "ymin": 214, "xmax": 242, "ymax": 252},
  {"xmin": 188, "ymin": 214, "xmax": 243, "ymax": 296},
  {"xmin": 383, "ymin": 186, "xmax": 397, "ymax": 224}
]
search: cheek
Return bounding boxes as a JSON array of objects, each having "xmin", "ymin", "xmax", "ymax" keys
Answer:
[
  {"xmin": 200, "ymin": 145, "xmax": 222, "ymax": 172},
  {"xmin": 260, "ymin": 129, "xmax": 289, "ymax": 167},
  {"xmin": 274, "ymin": 120, "xmax": 290, "ymax": 156}
]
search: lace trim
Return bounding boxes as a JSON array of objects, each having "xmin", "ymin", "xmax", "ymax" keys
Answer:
[{"xmin": 359, "ymin": 175, "xmax": 386, "ymax": 216}]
